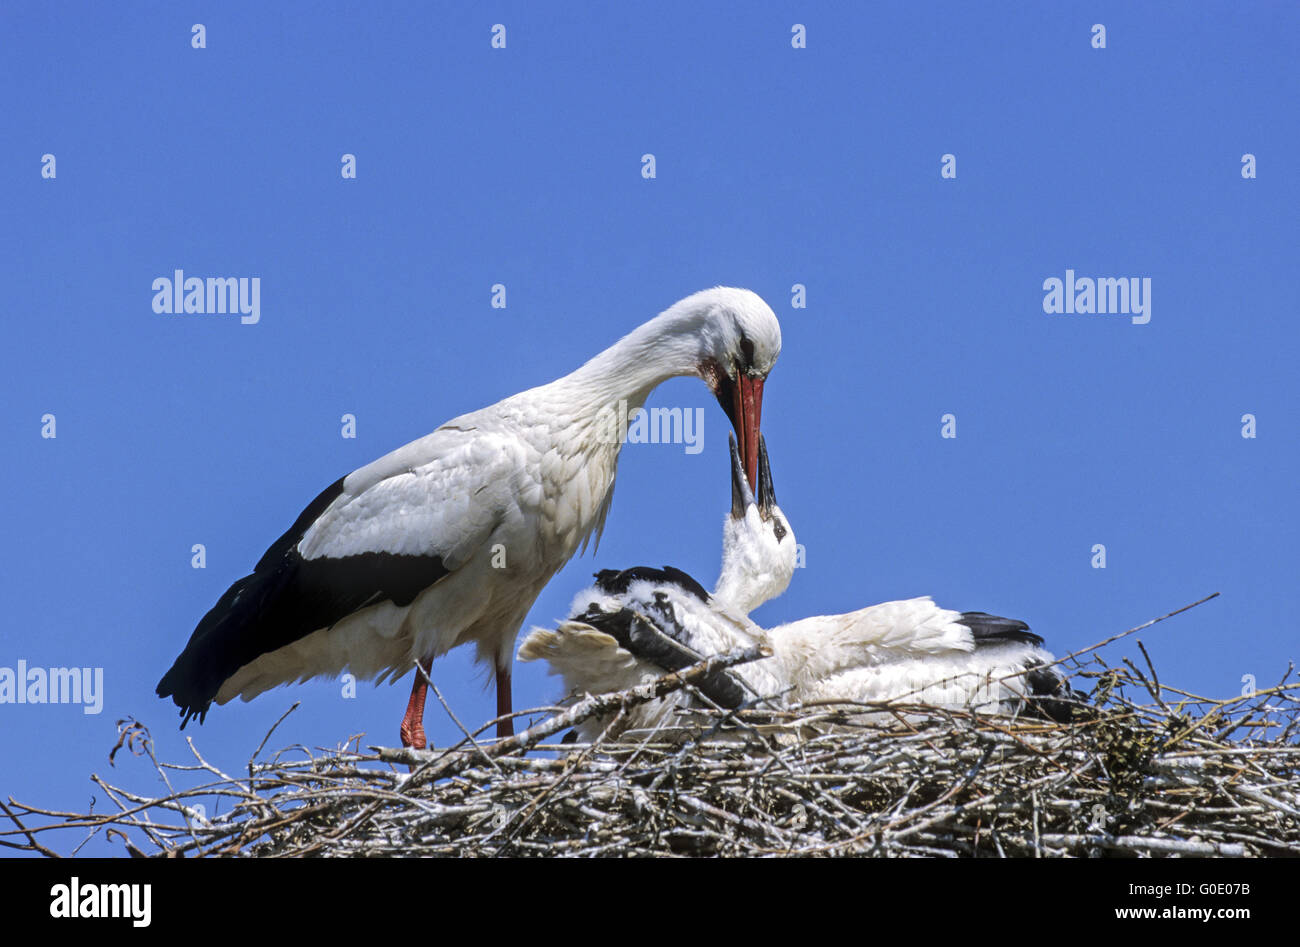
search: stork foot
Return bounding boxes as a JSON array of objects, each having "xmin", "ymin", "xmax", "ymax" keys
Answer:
[
  {"xmin": 400, "ymin": 658, "xmax": 433, "ymax": 755},
  {"xmin": 400, "ymin": 719, "xmax": 427, "ymax": 751}
]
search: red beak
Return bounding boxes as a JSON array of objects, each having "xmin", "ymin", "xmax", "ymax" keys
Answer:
[{"xmin": 732, "ymin": 374, "xmax": 764, "ymax": 490}]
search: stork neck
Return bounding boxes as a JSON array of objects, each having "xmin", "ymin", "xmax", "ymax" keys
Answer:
[
  {"xmin": 711, "ymin": 510, "xmax": 794, "ymax": 616},
  {"xmin": 559, "ymin": 305, "xmax": 707, "ymax": 414},
  {"xmin": 712, "ymin": 522, "xmax": 766, "ymax": 615},
  {"xmin": 712, "ymin": 567, "xmax": 760, "ymax": 615}
]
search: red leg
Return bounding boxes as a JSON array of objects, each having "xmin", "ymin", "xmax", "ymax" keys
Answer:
[
  {"xmin": 400, "ymin": 659, "xmax": 432, "ymax": 750},
  {"xmin": 496, "ymin": 664, "xmax": 514, "ymax": 739}
]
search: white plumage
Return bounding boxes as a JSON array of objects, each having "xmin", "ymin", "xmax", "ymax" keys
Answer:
[
  {"xmin": 520, "ymin": 437, "xmax": 1073, "ymax": 739},
  {"xmin": 158, "ymin": 287, "xmax": 783, "ymax": 746},
  {"xmin": 768, "ymin": 599, "xmax": 1067, "ymax": 719},
  {"xmin": 518, "ymin": 436, "xmax": 795, "ymax": 738}
]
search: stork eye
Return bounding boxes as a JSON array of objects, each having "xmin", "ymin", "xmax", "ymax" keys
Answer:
[
  {"xmin": 772, "ymin": 516, "xmax": 787, "ymax": 542},
  {"xmin": 739, "ymin": 335, "xmax": 755, "ymax": 369}
]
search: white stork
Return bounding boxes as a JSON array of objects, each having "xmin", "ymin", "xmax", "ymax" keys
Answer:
[
  {"xmin": 156, "ymin": 287, "xmax": 783, "ymax": 746},
  {"xmin": 518, "ymin": 434, "xmax": 797, "ymax": 738},
  {"xmin": 769, "ymin": 602, "xmax": 1073, "ymax": 721},
  {"xmin": 520, "ymin": 436, "xmax": 1074, "ymax": 738}
]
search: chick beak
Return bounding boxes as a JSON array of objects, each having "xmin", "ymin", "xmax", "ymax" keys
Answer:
[
  {"xmin": 728, "ymin": 432, "xmax": 756, "ymax": 519},
  {"xmin": 757, "ymin": 434, "xmax": 777, "ymax": 517}
]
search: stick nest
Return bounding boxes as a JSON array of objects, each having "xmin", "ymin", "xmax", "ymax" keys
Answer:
[{"xmin": 5, "ymin": 602, "xmax": 1298, "ymax": 858}]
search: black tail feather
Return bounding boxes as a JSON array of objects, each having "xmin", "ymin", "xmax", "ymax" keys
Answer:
[{"xmin": 958, "ymin": 611, "xmax": 1045, "ymax": 648}]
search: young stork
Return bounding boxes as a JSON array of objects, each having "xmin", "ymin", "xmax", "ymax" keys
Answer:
[
  {"xmin": 517, "ymin": 434, "xmax": 796, "ymax": 739},
  {"xmin": 156, "ymin": 287, "xmax": 782, "ymax": 746},
  {"xmin": 521, "ymin": 439, "xmax": 1074, "ymax": 738},
  {"xmin": 770, "ymin": 604, "xmax": 1074, "ymax": 722}
]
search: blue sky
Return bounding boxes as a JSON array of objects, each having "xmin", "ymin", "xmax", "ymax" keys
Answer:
[{"xmin": 2, "ymin": 3, "xmax": 1296, "ymax": 855}]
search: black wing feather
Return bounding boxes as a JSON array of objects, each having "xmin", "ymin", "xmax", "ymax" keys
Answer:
[
  {"xmin": 956, "ymin": 612, "xmax": 1079, "ymax": 720},
  {"xmin": 592, "ymin": 566, "xmax": 710, "ymax": 603},
  {"xmin": 958, "ymin": 611, "xmax": 1045, "ymax": 647},
  {"xmin": 157, "ymin": 475, "xmax": 449, "ymax": 727},
  {"xmin": 574, "ymin": 604, "xmax": 746, "ymax": 709}
]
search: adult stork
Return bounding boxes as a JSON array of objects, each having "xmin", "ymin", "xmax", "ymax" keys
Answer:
[{"xmin": 156, "ymin": 286, "xmax": 782, "ymax": 746}]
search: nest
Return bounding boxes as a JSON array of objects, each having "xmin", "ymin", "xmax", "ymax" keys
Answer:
[{"xmin": 5, "ymin": 596, "xmax": 1298, "ymax": 858}]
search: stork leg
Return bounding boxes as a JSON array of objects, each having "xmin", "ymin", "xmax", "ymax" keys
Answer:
[
  {"xmin": 496, "ymin": 664, "xmax": 514, "ymax": 739},
  {"xmin": 400, "ymin": 658, "xmax": 432, "ymax": 750}
]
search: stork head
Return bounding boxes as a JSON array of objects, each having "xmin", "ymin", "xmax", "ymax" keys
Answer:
[
  {"xmin": 683, "ymin": 287, "xmax": 781, "ymax": 491},
  {"xmin": 712, "ymin": 433, "xmax": 796, "ymax": 615}
]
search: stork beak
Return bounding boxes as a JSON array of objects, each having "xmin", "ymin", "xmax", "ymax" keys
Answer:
[
  {"xmin": 715, "ymin": 372, "xmax": 764, "ymax": 490},
  {"xmin": 756, "ymin": 434, "xmax": 777, "ymax": 517},
  {"xmin": 728, "ymin": 433, "xmax": 755, "ymax": 518}
]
